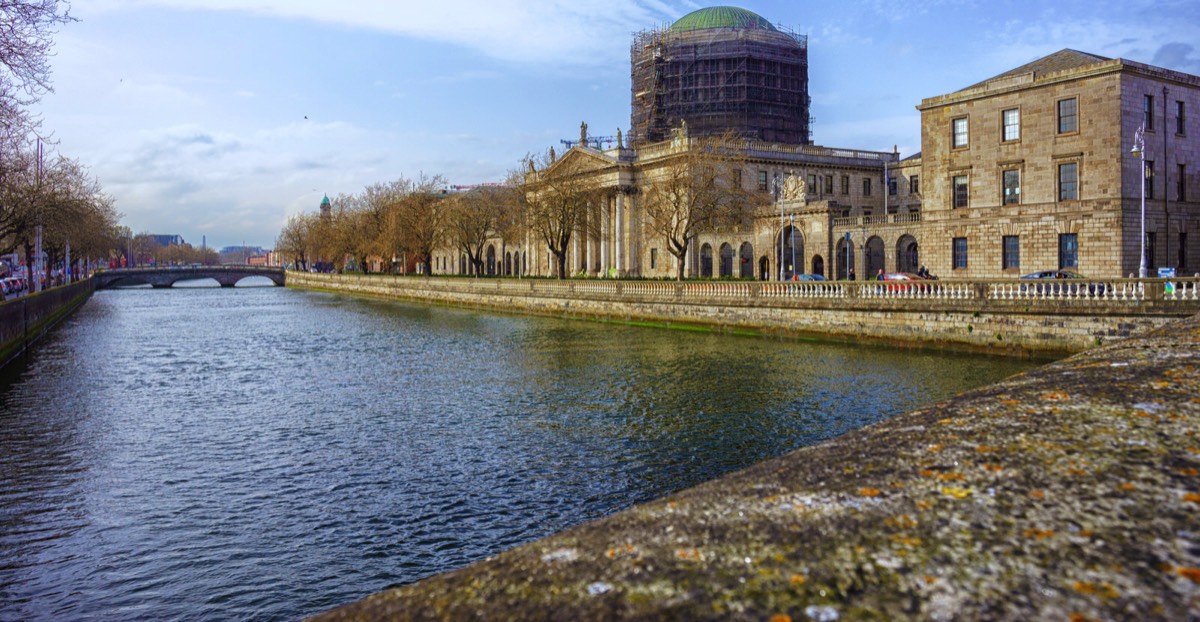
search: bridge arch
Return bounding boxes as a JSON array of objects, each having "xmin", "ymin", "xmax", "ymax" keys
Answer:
[{"xmin": 94, "ymin": 267, "xmax": 285, "ymax": 290}]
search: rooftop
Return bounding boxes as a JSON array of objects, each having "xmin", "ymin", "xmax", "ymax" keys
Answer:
[{"xmin": 669, "ymin": 6, "xmax": 777, "ymax": 33}]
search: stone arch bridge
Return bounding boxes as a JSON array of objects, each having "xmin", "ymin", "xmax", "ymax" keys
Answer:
[{"xmin": 94, "ymin": 266, "xmax": 285, "ymax": 289}]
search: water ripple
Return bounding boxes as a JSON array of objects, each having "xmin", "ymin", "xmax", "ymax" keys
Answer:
[{"xmin": 0, "ymin": 287, "xmax": 1037, "ymax": 621}]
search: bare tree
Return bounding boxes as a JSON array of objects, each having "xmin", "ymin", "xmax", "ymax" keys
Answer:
[
  {"xmin": 276, "ymin": 212, "xmax": 317, "ymax": 271},
  {"xmin": 1, "ymin": 0, "xmax": 75, "ymax": 144},
  {"xmin": 444, "ymin": 186, "xmax": 494, "ymax": 277},
  {"xmin": 389, "ymin": 173, "xmax": 447, "ymax": 276},
  {"xmin": 521, "ymin": 152, "xmax": 603, "ymax": 279},
  {"xmin": 640, "ymin": 130, "xmax": 759, "ymax": 280}
]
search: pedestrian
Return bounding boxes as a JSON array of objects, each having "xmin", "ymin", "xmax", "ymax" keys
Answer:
[{"xmin": 849, "ymin": 268, "xmax": 856, "ymax": 281}]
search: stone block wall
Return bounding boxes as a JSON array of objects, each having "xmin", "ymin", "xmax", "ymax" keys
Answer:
[{"xmin": 287, "ymin": 272, "xmax": 1197, "ymax": 355}]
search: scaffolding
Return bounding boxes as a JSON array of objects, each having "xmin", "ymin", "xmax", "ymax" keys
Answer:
[{"xmin": 630, "ymin": 22, "xmax": 810, "ymax": 147}]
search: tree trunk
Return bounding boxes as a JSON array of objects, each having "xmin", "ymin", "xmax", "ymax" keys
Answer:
[
  {"xmin": 554, "ymin": 249, "xmax": 567, "ymax": 279},
  {"xmin": 676, "ymin": 253, "xmax": 687, "ymax": 282}
]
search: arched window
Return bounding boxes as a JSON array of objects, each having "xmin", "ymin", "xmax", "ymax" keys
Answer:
[
  {"xmin": 836, "ymin": 238, "xmax": 856, "ymax": 280},
  {"xmin": 719, "ymin": 243, "xmax": 734, "ymax": 277},
  {"xmin": 700, "ymin": 243, "xmax": 714, "ymax": 278},
  {"xmin": 866, "ymin": 236, "xmax": 885, "ymax": 277},
  {"xmin": 759, "ymin": 255, "xmax": 770, "ymax": 281},
  {"xmin": 896, "ymin": 235, "xmax": 919, "ymax": 273},
  {"xmin": 778, "ymin": 226, "xmax": 803, "ymax": 280},
  {"xmin": 486, "ymin": 245, "xmax": 496, "ymax": 276},
  {"xmin": 812, "ymin": 255, "xmax": 824, "ymax": 278},
  {"xmin": 739, "ymin": 242, "xmax": 754, "ymax": 278},
  {"xmin": 505, "ymin": 252, "xmax": 512, "ymax": 276}
]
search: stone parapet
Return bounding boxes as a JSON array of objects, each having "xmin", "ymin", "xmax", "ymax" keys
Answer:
[
  {"xmin": 0, "ymin": 279, "xmax": 94, "ymax": 370},
  {"xmin": 307, "ymin": 292, "xmax": 1200, "ymax": 621}
]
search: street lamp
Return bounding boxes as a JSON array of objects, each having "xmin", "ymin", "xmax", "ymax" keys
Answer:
[{"xmin": 1131, "ymin": 124, "xmax": 1147, "ymax": 278}]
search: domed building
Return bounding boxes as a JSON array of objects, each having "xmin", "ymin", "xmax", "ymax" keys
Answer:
[{"xmin": 630, "ymin": 6, "xmax": 810, "ymax": 146}]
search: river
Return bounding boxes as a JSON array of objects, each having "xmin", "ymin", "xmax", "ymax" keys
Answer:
[{"xmin": 0, "ymin": 283, "xmax": 1038, "ymax": 621}]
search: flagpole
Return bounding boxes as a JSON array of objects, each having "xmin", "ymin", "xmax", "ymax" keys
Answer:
[{"xmin": 883, "ymin": 159, "xmax": 889, "ymax": 217}]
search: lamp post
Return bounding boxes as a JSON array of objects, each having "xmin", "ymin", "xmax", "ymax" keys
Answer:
[{"xmin": 1131, "ymin": 124, "xmax": 1147, "ymax": 278}]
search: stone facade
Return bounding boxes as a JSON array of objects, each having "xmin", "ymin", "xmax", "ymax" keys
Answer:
[
  {"xmin": 915, "ymin": 51, "xmax": 1200, "ymax": 279},
  {"xmin": 429, "ymin": 44, "xmax": 1199, "ymax": 282}
]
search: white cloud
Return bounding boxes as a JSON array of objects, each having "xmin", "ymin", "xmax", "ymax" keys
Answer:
[{"xmin": 83, "ymin": 0, "xmax": 682, "ymax": 67}]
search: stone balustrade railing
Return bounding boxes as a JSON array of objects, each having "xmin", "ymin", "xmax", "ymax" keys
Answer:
[{"xmin": 450, "ymin": 276, "xmax": 1200, "ymax": 306}]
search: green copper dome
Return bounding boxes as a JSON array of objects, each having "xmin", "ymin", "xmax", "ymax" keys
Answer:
[
  {"xmin": 320, "ymin": 194, "xmax": 331, "ymax": 207},
  {"xmin": 669, "ymin": 6, "xmax": 777, "ymax": 32}
]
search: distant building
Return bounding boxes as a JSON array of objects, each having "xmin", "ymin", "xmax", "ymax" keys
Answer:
[
  {"xmin": 426, "ymin": 8, "xmax": 1199, "ymax": 281},
  {"xmin": 148, "ymin": 234, "xmax": 185, "ymax": 246}
]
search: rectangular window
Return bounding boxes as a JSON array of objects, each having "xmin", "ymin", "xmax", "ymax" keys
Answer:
[
  {"xmin": 1144, "ymin": 94, "xmax": 1155, "ymax": 131},
  {"xmin": 888, "ymin": 177, "xmax": 897, "ymax": 196},
  {"xmin": 1057, "ymin": 98, "xmax": 1078, "ymax": 134},
  {"xmin": 1058, "ymin": 233, "xmax": 1078, "ymax": 269},
  {"xmin": 650, "ymin": 248, "xmax": 658, "ymax": 270},
  {"xmin": 952, "ymin": 238, "xmax": 968, "ymax": 269},
  {"xmin": 1146, "ymin": 160, "xmax": 1155, "ymax": 200},
  {"xmin": 1002, "ymin": 108, "xmax": 1020, "ymax": 141},
  {"xmin": 1178, "ymin": 101, "xmax": 1186, "ymax": 135},
  {"xmin": 1147, "ymin": 232, "xmax": 1157, "ymax": 270},
  {"xmin": 952, "ymin": 117, "xmax": 969, "ymax": 148},
  {"xmin": 910, "ymin": 175, "xmax": 920, "ymax": 194},
  {"xmin": 953, "ymin": 174, "xmax": 969, "ymax": 208},
  {"xmin": 1058, "ymin": 162, "xmax": 1078, "ymax": 201},
  {"xmin": 1179, "ymin": 164, "xmax": 1187, "ymax": 202},
  {"xmin": 824, "ymin": 174, "xmax": 833, "ymax": 194},
  {"xmin": 841, "ymin": 175, "xmax": 850, "ymax": 194},
  {"xmin": 807, "ymin": 174, "xmax": 818, "ymax": 194},
  {"xmin": 1002, "ymin": 235, "xmax": 1020, "ymax": 270},
  {"xmin": 1180, "ymin": 232, "xmax": 1188, "ymax": 271},
  {"xmin": 1003, "ymin": 169, "xmax": 1021, "ymax": 205},
  {"xmin": 757, "ymin": 171, "xmax": 768, "ymax": 192},
  {"xmin": 863, "ymin": 178, "xmax": 872, "ymax": 196}
]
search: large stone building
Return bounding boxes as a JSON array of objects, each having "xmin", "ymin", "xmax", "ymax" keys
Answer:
[{"xmin": 430, "ymin": 7, "xmax": 1199, "ymax": 281}]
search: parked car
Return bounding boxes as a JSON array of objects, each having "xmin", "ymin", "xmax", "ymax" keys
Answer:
[
  {"xmin": 1020, "ymin": 269, "xmax": 1103, "ymax": 295},
  {"xmin": 792, "ymin": 273, "xmax": 826, "ymax": 281},
  {"xmin": 874, "ymin": 272, "xmax": 929, "ymax": 292}
]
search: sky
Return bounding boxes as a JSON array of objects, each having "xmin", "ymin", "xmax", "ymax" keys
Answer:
[{"xmin": 31, "ymin": 0, "xmax": 1200, "ymax": 250}]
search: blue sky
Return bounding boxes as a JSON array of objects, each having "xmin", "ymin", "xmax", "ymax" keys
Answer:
[{"xmin": 33, "ymin": 0, "xmax": 1200, "ymax": 250}]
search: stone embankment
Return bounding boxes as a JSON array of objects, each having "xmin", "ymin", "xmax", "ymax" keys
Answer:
[
  {"xmin": 311, "ymin": 309, "xmax": 1200, "ymax": 621},
  {"xmin": 287, "ymin": 271, "xmax": 1200, "ymax": 355},
  {"xmin": 0, "ymin": 279, "xmax": 94, "ymax": 370}
]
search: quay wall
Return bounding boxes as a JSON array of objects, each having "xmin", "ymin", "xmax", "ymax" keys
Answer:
[
  {"xmin": 287, "ymin": 271, "xmax": 1200, "ymax": 355},
  {"xmin": 310, "ymin": 299, "xmax": 1200, "ymax": 621},
  {"xmin": 0, "ymin": 279, "xmax": 94, "ymax": 370}
]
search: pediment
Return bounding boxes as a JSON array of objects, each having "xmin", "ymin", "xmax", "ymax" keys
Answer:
[{"xmin": 543, "ymin": 147, "xmax": 618, "ymax": 176}]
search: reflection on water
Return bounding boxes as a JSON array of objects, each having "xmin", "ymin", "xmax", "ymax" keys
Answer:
[{"xmin": 0, "ymin": 286, "xmax": 1038, "ymax": 621}]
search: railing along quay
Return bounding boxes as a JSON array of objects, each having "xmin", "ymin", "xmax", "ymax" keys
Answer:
[
  {"xmin": 335, "ymin": 273, "xmax": 1200, "ymax": 310},
  {"xmin": 451, "ymin": 277, "xmax": 1200, "ymax": 305}
]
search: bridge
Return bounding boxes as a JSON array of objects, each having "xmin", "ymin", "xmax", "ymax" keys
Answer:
[{"xmin": 94, "ymin": 266, "xmax": 285, "ymax": 289}]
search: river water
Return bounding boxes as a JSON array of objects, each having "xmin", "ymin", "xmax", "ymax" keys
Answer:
[{"xmin": 0, "ymin": 284, "xmax": 1038, "ymax": 621}]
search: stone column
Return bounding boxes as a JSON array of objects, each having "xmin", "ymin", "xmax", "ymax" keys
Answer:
[
  {"xmin": 616, "ymin": 192, "xmax": 625, "ymax": 276},
  {"xmin": 600, "ymin": 197, "xmax": 609, "ymax": 276}
]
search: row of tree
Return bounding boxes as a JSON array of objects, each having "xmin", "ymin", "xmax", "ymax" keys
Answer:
[
  {"xmin": 2, "ymin": 1, "xmax": 124, "ymax": 280},
  {"xmin": 277, "ymin": 130, "xmax": 760, "ymax": 281}
]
